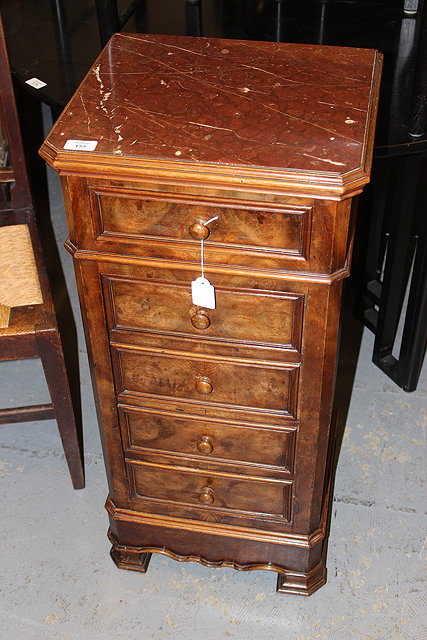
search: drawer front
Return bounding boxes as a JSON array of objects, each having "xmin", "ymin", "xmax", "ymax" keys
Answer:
[
  {"xmin": 128, "ymin": 461, "xmax": 292, "ymax": 520},
  {"xmin": 104, "ymin": 275, "xmax": 303, "ymax": 352},
  {"xmin": 89, "ymin": 186, "xmax": 312, "ymax": 262},
  {"xmin": 113, "ymin": 346, "xmax": 299, "ymax": 416},
  {"xmin": 120, "ymin": 406, "xmax": 295, "ymax": 470}
]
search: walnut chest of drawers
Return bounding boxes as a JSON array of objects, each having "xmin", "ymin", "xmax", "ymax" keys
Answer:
[{"xmin": 40, "ymin": 33, "xmax": 382, "ymax": 595}]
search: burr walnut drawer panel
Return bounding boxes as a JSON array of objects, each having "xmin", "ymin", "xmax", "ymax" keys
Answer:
[
  {"xmin": 88, "ymin": 186, "xmax": 312, "ymax": 265},
  {"xmin": 127, "ymin": 460, "xmax": 292, "ymax": 520},
  {"xmin": 103, "ymin": 274, "xmax": 304, "ymax": 353},
  {"xmin": 112, "ymin": 345, "xmax": 299, "ymax": 416},
  {"xmin": 119, "ymin": 406, "xmax": 296, "ymax": 470}
]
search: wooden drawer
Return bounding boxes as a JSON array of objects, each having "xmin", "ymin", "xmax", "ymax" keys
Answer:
[
  {"xmin": 119, "ymin": 406, "xmax": 296, "ymax": 471},
  {"xmin": 113, "ymin": 345, "xmax": 299, "ymax": 417},
  {"xmin": 91, "ymin": 188, "xmax": 310, "ymax": 254},
  {"xmin": 88, "ymin": 185, "xmax": 314, "ymax": 269},
  {"xmin": 128, "ymin": 460, "xmax": 292, "ymax": 520},
  {"xmin": 103, "ymin": 274, "xmax": 303, "ymax": 353}
]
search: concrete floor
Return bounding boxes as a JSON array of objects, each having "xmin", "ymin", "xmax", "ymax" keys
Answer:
[{"xmin": 0, "ymin": 165, "xmax": 425, "ymax": 640}]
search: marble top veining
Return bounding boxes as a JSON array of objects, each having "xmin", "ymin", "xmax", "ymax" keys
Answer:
[{"xmin": 45, "ymin": 33, "xmax": 381, "ymax": 179}]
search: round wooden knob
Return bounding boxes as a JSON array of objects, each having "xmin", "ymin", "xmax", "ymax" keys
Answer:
[
  {"xmin": 191, "ymin": 309, "xmax": 210, "ymax": 330},
  {"xmin": 198, "ymin": 486, "xmax": 214, "ymax": 505},
  {"xmin": 189, "ymin": 220, "xmax": 210, "ymax": 240},
  {"xmin": 197, "ymin": 436, "xmax": 213, "ymax": 455},
  {"xmin": 195, "ymin": 377, "xmax": 213, "ymax": 394}
]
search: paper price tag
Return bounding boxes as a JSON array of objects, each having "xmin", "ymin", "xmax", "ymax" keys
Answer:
[
  {"xmin": 26, "ymin": 77, "xmax": 47, "ymax": 89},
  {"xmin": 64, "ymin": 139, "xmax": 98, "ymax": 151},
  {"xmin": 191, "ymin": 277, "xmax": 216, "ymax": 309}
]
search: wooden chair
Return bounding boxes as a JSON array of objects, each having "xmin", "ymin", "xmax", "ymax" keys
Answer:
[{"xmin": 0, "ymin": 13, "xmax": 84, "ymax": 489}]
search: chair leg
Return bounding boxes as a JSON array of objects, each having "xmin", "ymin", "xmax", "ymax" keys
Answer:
[{"xmin": 36, "ymin": 326, "xmax": 85, "ymax": 489}]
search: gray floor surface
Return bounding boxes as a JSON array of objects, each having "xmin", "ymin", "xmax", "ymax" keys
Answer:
[{"xmin": 0, "ymin": 165, "xmax": 426, "ymax": 640}]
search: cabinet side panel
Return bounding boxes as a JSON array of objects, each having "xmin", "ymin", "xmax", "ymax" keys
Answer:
[
  {"xmin": 291, "ymin": 280, "xmax": 343, "ymax": 533},
  {"xmin": 72, "ymin": 257, "xmax": 129, "ymax": 506}
]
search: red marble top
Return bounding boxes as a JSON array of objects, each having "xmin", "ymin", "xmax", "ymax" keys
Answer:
[{"xmin": 43, "ymin": 33, "xmax": 382, "ymax": 191}]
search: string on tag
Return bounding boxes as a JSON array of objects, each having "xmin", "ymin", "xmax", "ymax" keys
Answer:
[
  {"xmin": 200, "ymin": 216, "xmax": 218, "ymax": 278},
  {"xmin": 191, "ymin": 216, "xmax": 218, "ymax": 309}
]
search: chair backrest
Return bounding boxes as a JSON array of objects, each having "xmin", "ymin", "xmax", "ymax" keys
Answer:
[{"xmin": 0, "ymin": 12, "xmax": 32, "ymax": 210}]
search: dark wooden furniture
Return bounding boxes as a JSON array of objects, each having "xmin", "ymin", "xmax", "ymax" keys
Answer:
[
  {"xmin": 95, "ymin": 0, "xmax": 202, "ymax": 46},
  {"xmin": 41, "ymin": 33, "xmax": 382, "ymax": 594},
  {"xmin": 95, "ymin": 0, "xmax": 146, "ymax": 46},
  {"xmin": 0, "ymin": 14, "xmax": 84, "ymax": 489},
  {"xmin": 355, "ymin": 3, "xmax": 427, "ymax": 391},
  {"xmin": 356, "ymin": 151, "xmax": 427, "ymax": 392}
]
